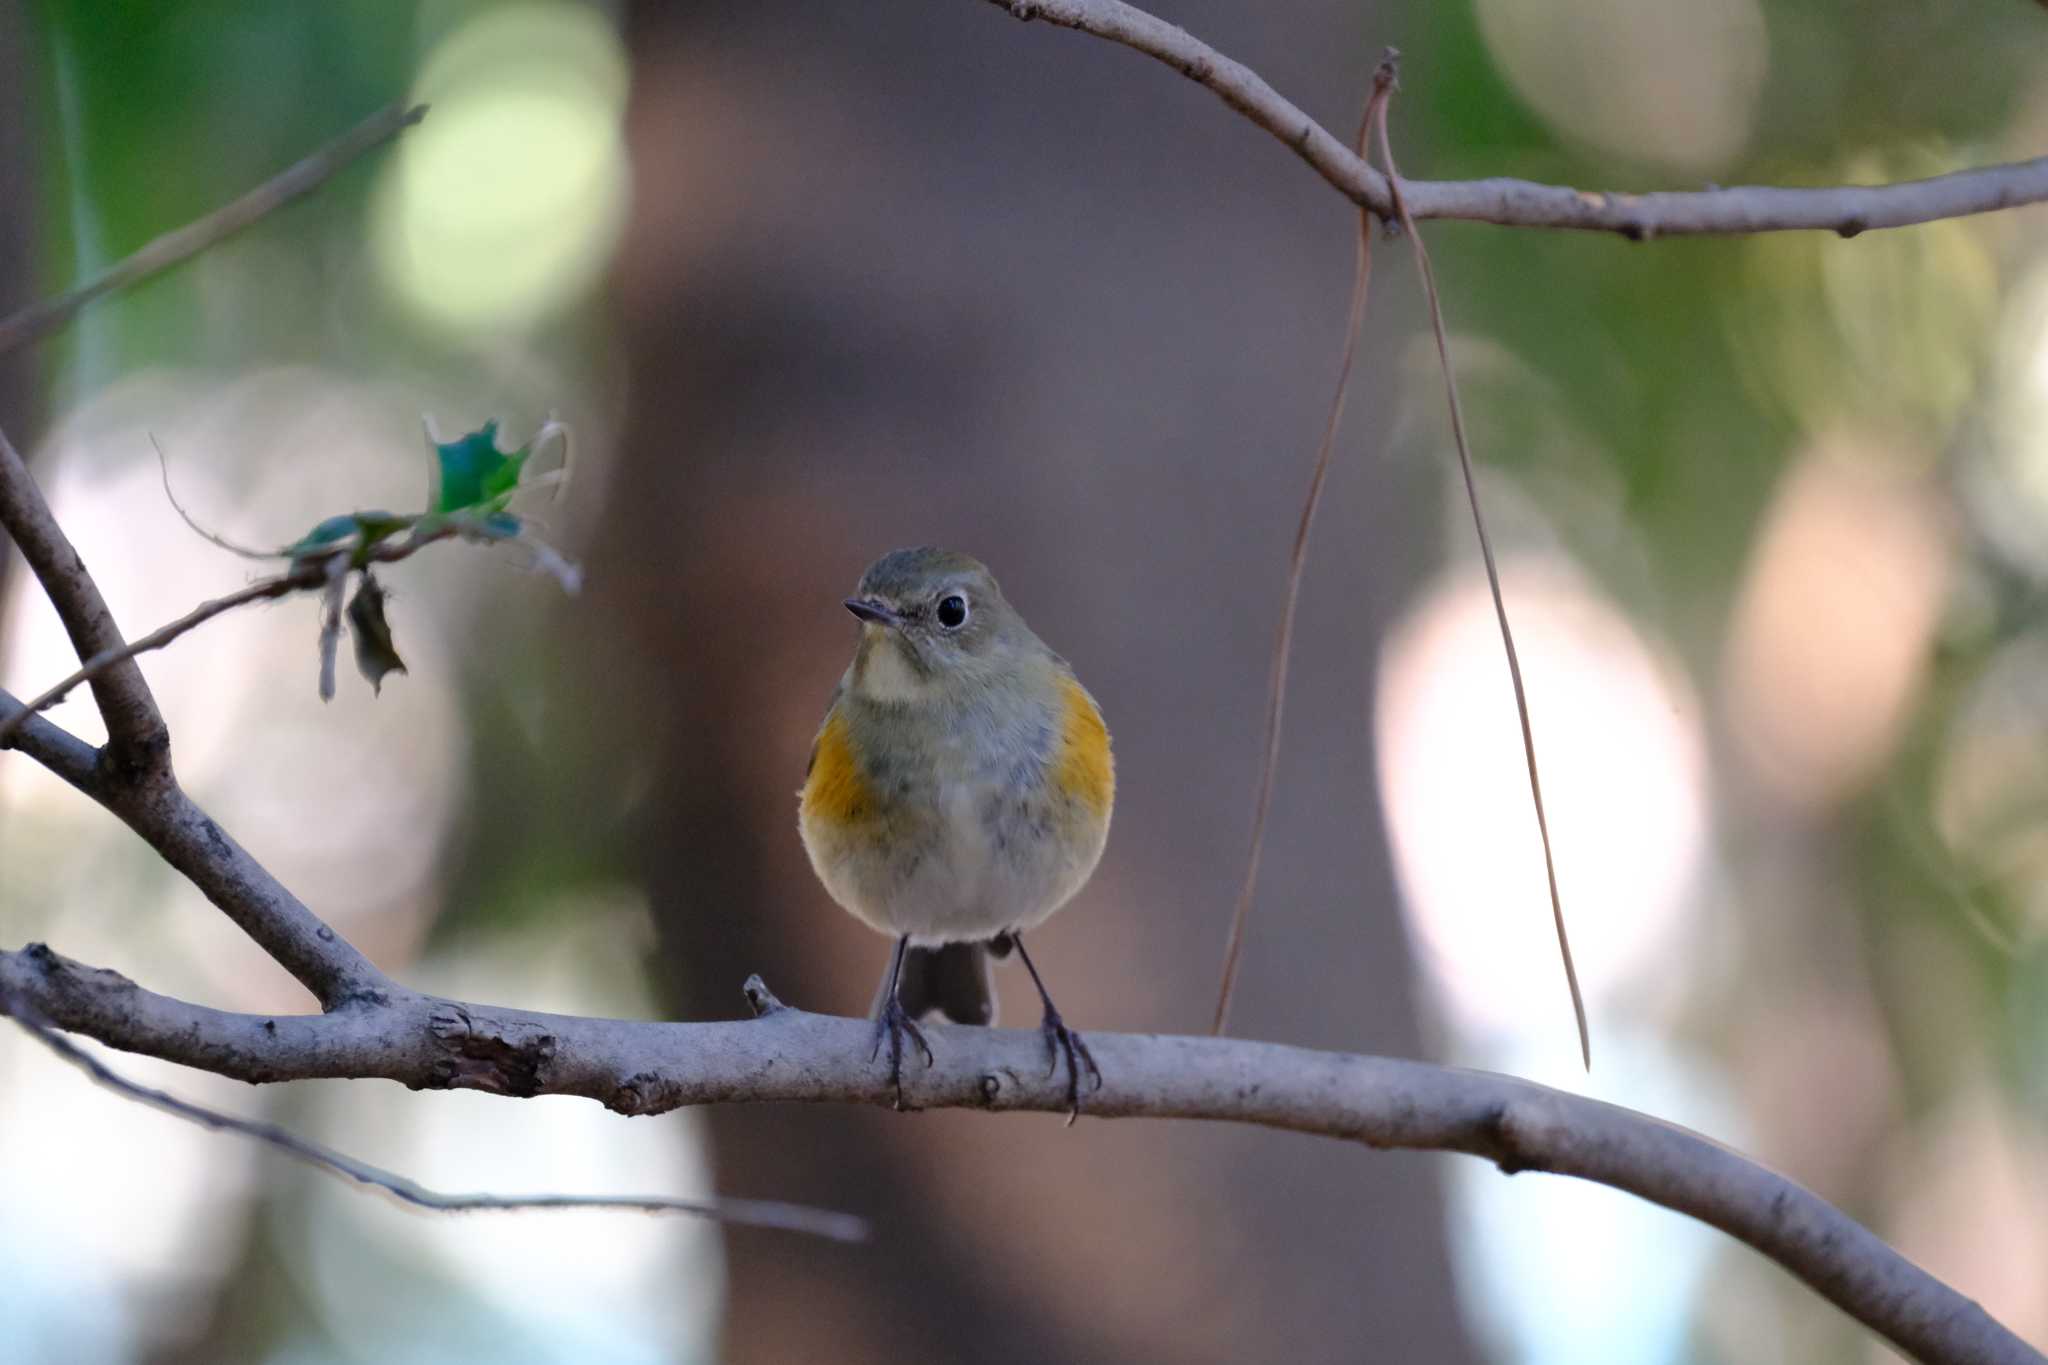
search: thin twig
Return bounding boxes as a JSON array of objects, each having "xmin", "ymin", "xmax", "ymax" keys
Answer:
[
  {"xmin": 0, "ymin": 527, "xmax": 456, "ymax": 754},
  {"xmin": 0, "ymin": 576, "xmax": 307, "ymax": 749},
  {"xmin": 0, "ymin": 101, "xmax": 428, "ymax": 355},
  {"xmin": 153, "ymin": 436, "xmax": 276, "ymax": 560},
  {"xmin": 1881, "ymin": 779, "xmax": 2017, "ymax": 957},
  {"xmin": 982, "ymin": 0, "xmax": 2048, "ymax": 239},
  {"xmin": 1211, "ymin": 89, "xmax": 1385, "ymax": 1036},
  {"xmin": 1370, "ymin": 55, "xmax": 1590, "ymax": 1069},
  {"xmin": 3, "ymin": 993, "xmax": 867, "ymax": 1243}
]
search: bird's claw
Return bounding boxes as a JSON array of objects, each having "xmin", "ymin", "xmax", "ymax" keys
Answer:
[
  {"xmin": 872, "ymin": 997, "xmax": 934, "ymax": 1110},
  {"xmin": 1039, "ymin": 1007, "xmax": 1103, "ymax": 1124}
]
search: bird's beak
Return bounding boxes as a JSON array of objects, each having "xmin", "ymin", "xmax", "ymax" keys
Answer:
[{"xmin": 844, "ymin": 597, "xmax": 903, "ymax": 628}]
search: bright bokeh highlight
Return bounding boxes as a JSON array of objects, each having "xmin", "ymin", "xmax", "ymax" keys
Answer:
[
  {"xmin": 1377, "ymin": 556, "xmax": 1710, "ymax": 1051},
  {"xmin": 373, "ymin": 3, "xmax": 631, "ymax": 330},
  {"xmin": 1475, "ymin": 0, "xmax": 1767, "ymax": 172},
  {"xmin": 1722, "ymin": 434, "xmax": 1950, "ymax": 810}
]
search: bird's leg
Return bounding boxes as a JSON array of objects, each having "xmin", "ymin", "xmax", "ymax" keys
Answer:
[
  {"xmin": 870, "ymin": 935, "xmax": 933, "ymax": 1109},
  {"xmin": 1010, "ymin": 934, "xmax": 1101, "ymax": 1124}
]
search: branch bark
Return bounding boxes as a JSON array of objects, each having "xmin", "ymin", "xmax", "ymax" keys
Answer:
[
  {"xmin": 0, "ymin": 683, "xmax": 386, "ymax": 1009},
  {"xmin": 0, "ymin": 33, "xmax": 2036, "ymax": 1365},
  {"xmin": 0, "ymin": 943, "xmax": 2032, "ymax": 1365},
  {"xmin": 0, "ymin": 686, "xmax": 99, "ymax": 794},
  {"xmin": 984, "ymin": 0, "xmax": 2048, "ymax": 239},
  {"xmin": 3, "ymin": 989, "xmax": 865, "ymax": 1242},
  {"xmin": 0, "ymin": 426, "xmax": 168, "ymax": 776}
]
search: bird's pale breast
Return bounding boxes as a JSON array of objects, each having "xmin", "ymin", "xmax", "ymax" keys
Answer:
[{"xmin": 799, "ymin": 673, "xmax": 1112, "ymax": 943}]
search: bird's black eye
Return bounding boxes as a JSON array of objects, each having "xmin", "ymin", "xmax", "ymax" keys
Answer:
[{"xmin": 936, "ymin": 593, "xmax": 969, "ymax": 629}]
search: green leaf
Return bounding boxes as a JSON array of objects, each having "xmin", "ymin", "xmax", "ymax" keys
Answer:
[
  {"xmin": 265, "ymin": 422, "xmax": 545, "ymax": 572},
  {"xmin": 283, "ymin": 510, "xmax": 416, "ymax": 568},
  {"xmin": 431, "ymin": 420, "xmax": 530, "ymax": 516}
]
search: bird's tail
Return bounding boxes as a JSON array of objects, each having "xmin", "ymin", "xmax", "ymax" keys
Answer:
[{"xmin": 885, "ymin": 942, "xmax": 997, "ymax": 1027}]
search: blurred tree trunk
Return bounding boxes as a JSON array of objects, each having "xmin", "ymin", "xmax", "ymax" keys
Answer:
[{"xmin": 605, "ymin": 3, "xmax": 1476, "ymax": 1360}]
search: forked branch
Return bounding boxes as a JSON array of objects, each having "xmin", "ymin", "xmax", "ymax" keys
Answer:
[
  {"xmin": 0, "ymin": 943, "xmax": 2036, "ymax": 1365},
  {"xmin": 984, "ymin": 0, "xmax": 2048, "ymax": 239},
  {"xmin": 0, "ymin": 26, "xmax": 2040, "ymax": 1365}
]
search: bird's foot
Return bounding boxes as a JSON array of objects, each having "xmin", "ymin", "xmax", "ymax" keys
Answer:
[
  {"xmin": 871, "ymin": 997, "xmax": 934, "ymax": 1110},
  {"xmin": 1039, "ymin": 1006, "xmax": 1103, "ymax": 1125}
]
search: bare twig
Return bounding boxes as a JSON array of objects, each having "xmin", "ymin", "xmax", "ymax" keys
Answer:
[
  {"xmin": 1370, "ymin": 57, "xmax": 1590, "ymax": 1069},
  {"xmin": 0, "ymin": 23, "xmax": 2028, "ymax": 1364},
  {"xmin": 0, "ymin": 576, "xmax": 300, "ymax": 751},
  {"xmin": 0, "ymin": 425, "xmax": 167, "ymax": 775},
  {"xmin": 0, "ymin": 688, "xmax": 101, "ymax": 794},
  {"xmin": 1882, "ymin": 780, "xmax": 2018, "ymax": 957},
  {"xmin": 3, "ymin": 990, "xmax": 866, "ymax": 1243},
  {"xmin": 0, "ymin": 943, "xmax": 2032, "ymax": 1365},
  {"xmin": 1212, "ymin": 88, "xmax": 1385, "ymax": 1036},
  {"xmin": 982, "ymin": 0, "xmax": 2048, "ymax": 240},
  {"xmin": 0, "ymin": 104, "xmax": 424, "ymax": 764},
  {"xmin": 154, "ymin": 436, "xmax": 276, "ymax": 561},
  {"xmin": 0, "ymin": 525, "xmax": 458, "ymax": 754},
  {"xmin": 0, "ymin": 101, "xmax": 428, "ymax": 356}
]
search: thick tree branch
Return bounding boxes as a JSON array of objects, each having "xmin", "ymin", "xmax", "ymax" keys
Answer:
[
  {"xmin": 0, "ymin": 101, "xmax": 427, "ymax": 355},
  {"xmin": 115, "ymin": 780, "xmax": 392, "ymax": 1007},
  {"xmin": 3, "ymin": 991, "xmax": 866, "ymax": 1242},
  {"xmin": 0, "ymin": 944, "xmax": 2032, "ymax": 1365},
  {"xmin": 985, "ymin": 0, "xmax": 2048, "ymax": 239},
  {"xmin": 0, "ymin": 425, "xmax": 168, "ymax": 776},
  {"xmin": 0, "ymin": 40, "xmax": 2029, "ymax": 1365},
  {"xmin": 0, "ymin": 682, "xmax": 386, "ymax": 1008}
]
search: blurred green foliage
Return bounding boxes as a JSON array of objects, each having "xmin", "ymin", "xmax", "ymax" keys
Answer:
[
  {"xmin": 31, "ymin": 1, "xmax": 417, "ymax": 377},
  {"xmin": 12, "ymin": 0, "xmax": 2048, "ymax": 1360}
]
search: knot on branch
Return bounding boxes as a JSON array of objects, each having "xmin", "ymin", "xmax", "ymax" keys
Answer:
[
  {"xmin": 18, "ymin": 941, "xmax": 138, "ymax": 1005},
  {"xmin": 428, "ymin": 1004, "xmax": 557, "ymax": 1096},
  {"xmin": 611, "ymin": 1069, "xmax": 672, "ymax": 1117},
  {"xmin": 1485, "ymin": 1100, "xmax": 1535, "ymax": 1176},
  {"xmin": 741, "ymin": 974, "xmax": 786, "ymax": 1017},
  {"xmin": 96, "ymin": 719, "xmax": 172, "ymax": 789}
]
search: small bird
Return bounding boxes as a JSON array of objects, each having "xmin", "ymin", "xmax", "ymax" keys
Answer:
[{"xmin": 799, "ymin": 547, "xmax": 1114, "ymax": 1114}]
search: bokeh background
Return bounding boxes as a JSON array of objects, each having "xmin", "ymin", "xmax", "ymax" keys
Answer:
[{"xmin": 2, "ymin": 1, "xmax": 2046, "ymax": 1361}]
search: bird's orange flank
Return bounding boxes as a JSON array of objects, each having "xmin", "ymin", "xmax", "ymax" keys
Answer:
[
  {"xmin": 1054, "ymin": 675, "xmax": 1114, "ymax": 817},
  {"xmin": 802, "ymin": 708, "xmax": 872, "ymax": 826}
]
